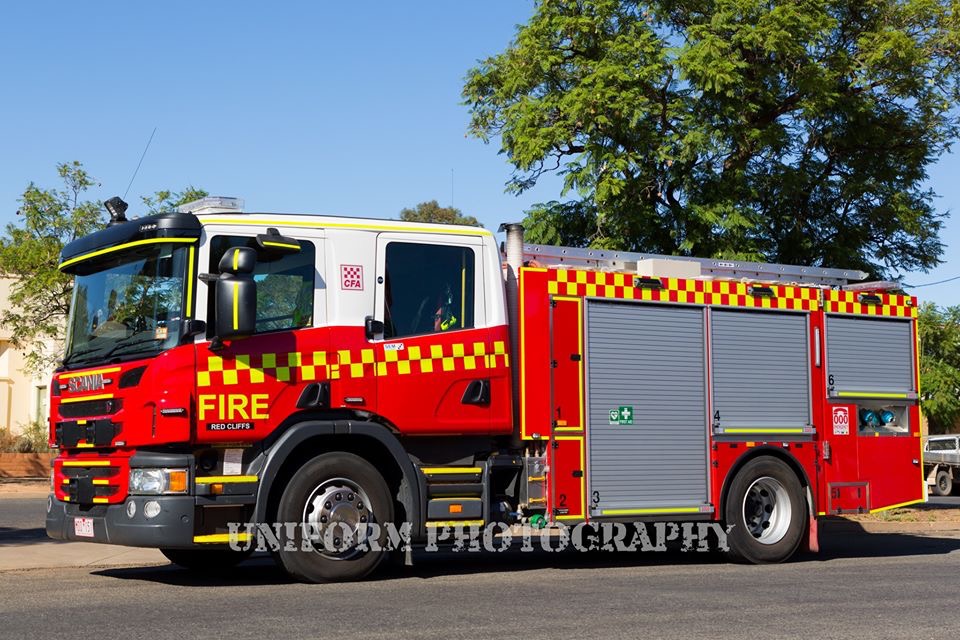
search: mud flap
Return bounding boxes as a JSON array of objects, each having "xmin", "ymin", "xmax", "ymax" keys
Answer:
[{"xmin": 804, "ymin": 486, "xmax": 819, "ymax": 553}]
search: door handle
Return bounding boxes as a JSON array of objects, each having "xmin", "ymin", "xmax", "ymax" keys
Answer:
[{"xmin": 461, "ymin": 379, "xmax": 490, "ymax": 405}]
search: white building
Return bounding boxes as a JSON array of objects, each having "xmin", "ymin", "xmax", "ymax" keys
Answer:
[{"xmin": 0, "ymin": 278, "xmax": 57, "ymax": 435}]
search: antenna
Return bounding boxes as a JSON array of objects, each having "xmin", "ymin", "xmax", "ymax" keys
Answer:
[{"xmin": 123, "ymin": 127, "xmax": 157, "ymax": 200}]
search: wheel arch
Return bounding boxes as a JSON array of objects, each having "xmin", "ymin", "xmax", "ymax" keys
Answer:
[
  {"xmin": 718, "ymin": 446, "xmax": 814, "ymax": 519},
  {"xmin": 253, "ymin": 420, "xmax": 422, "ymax": 538}
]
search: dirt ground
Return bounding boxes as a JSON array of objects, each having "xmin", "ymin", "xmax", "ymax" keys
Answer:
[{"xmin": 0, "ymin": 479, "xmax": 49, "ymax": 495}]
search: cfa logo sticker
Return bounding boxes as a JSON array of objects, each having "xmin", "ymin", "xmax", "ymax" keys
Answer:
[
  {"xmin": 832, "ymin": 406, "xmax": 850, "ymax": 435},
  {"xmin": 341, "ymin": 264, "xmax": 363, "ymax": 290}
]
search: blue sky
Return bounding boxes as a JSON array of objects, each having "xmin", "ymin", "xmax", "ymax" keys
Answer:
[{"xmin": 0, "ymin": 1, "xmax": 957, "ymax": 306}]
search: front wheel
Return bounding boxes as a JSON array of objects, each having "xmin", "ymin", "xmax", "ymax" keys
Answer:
[
  {"xmin": 274, "ymin": 452, "xmax": 394, "ymax": 583},
  {"xmin": 724, "ymin": 456, "xmax": 805, "ymax": 564}
]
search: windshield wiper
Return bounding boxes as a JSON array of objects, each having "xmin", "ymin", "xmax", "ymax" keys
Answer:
[
  {"xmin": 62, "ymin": 345, "xmax": 108, "ymax": 367},
  {"xmin": 101, "ymin": 337, "xmax": 165, "ymax": 360}
]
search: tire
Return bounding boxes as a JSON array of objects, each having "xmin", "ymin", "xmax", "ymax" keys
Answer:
[
  {"xmin": 724, "ymin": 456, "xmax": 806, "ymax": 564},
  {"xmin": 274, "ymin": 452, "xmax": 394, "ymax": 583},
  {"xmin": 933, "ymin": 469, "xmax": 953, "ymax": 496},
  {"xmin": 160, "ymin": 547, "xmax": 252, "ymax": 571}
]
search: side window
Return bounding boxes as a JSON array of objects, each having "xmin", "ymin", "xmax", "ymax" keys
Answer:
[
  {"xmin": 383, "ymin": 242, "xmax": 475, "ymax": 338},
  {"xmin": 208, "ymin": 236, "xmax": 316, "ymax": 333}
]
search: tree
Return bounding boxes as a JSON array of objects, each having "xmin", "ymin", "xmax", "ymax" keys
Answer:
[
  {"xmin": 463, "ymin": 0, "xmax": 960, "ymax": 277},
  {"xmin": 0, "ymin": 162, "xmax": 205, "ymax": 374},
  {"xmin": 919, "ymin": 303, "xmax": 960, "ymax": 434},
  {"xmin": 141, "ymin": 186, "xmax": 209, "ymax": 214},
  {"xmin": 399, "ymin": 201, "xmax": 482, "ymax": 227}
]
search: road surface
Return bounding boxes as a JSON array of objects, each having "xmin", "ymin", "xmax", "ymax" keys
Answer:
[{"xmin": 1, "ymin": 528, "xmax": 960, "ymax": 640}]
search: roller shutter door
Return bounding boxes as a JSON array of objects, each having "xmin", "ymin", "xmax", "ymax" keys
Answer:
[
  {"xmin": 586, "ymin": 301, "xmax": 708, "ymax": 513},
  {"xmin": 825, "ymin": 316, "xmax": 914, "ymax": 395},
  {"xmin": 711, "ymin": 310, "xmax": 810, "ymax": 431}
]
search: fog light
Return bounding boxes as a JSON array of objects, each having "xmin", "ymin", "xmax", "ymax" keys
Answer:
[
  {"xmin": 144, "ymin": 501, "xmax": 161, "ymax": 519},
  {"xmin": 126, "ymin": 501, "xmax": 137, "ymax": 519}
]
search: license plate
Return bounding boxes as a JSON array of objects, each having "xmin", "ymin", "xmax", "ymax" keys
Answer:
[{"xmin": 74, "ymin": 517, "xmax": 94, "ymax": 538}]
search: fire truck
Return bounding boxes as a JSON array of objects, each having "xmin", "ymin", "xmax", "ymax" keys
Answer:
[{"xmin": 46, "ymin": 196, "xmax": 925, "ymax": 582}]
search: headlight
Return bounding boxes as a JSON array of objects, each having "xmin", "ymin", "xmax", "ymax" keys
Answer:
[{"xmin": 128, "ymin": 468, "xmax": 189, "ymax": 495}]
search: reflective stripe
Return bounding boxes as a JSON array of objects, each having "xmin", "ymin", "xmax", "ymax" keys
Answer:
[
  {"xmin": 193, "ymin": 533, "xmax": 251, "ymax": 544},
  {"xmin": 424, "ymin": 520, "xmax": 485, "ymax": 527},
  {"xmin": 196, "ymin": 340, "xmax": 509, "ymax": 387},
  {"xmin": 58, "ymin": 366, "xmax": 120, "ymax": 379},
  {"xmin": 420, "ymin": 467, "xmax": 482, "ymax": 474},
  {"xmin": 823, "ymin": 289, "xmax": 918, "ymax": 318},
  {"xmin": 232, "ymin": 248, "xmax": 239, "ymax": 271},
  {"xmin": 232, "ymin": 282, "xmax": 239, "ymax": 330},
  {"xmin": 195, "ymin": 475, "xmax": 259, "ymax": 484},
  {"xmin": 59, "ymin": 237, "xmax": 197, "ymax": 270},
  {"xmin": 261, "ymin": 240, "xmax": 300, "ymax": 251},
  {"xmin": 204, "ymin": 217, "xmax": 492, "ymax": 237},
  {"xmin": 722, "ymin": 428, "xmax": 807, "ymax": 435},
  {"xmin": 546, "ymin": 269, "xmax": 820, "ymax": 312},
  {"xmin": 185, "ymin": 246, "xmax": 195, "ymax": 317},
  {"xmin": 61, "ymin": 460, "xmax": 111, "ymax": 467},
  {"xmin": 869, "ymin": 498, "xmax": 925, "ymax": 514},
  {"xmin": 600, "ymin": 507, "xmax": 704, "ymax": 516},
  {"xmin": 60, "ymin": 393, "xmax": 113, "ymax": 404},
  {"xmin": 836, "ymin": 391, "xmax": 912, "ymax": 399}
]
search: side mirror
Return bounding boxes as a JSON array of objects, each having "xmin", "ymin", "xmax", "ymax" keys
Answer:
[
  {"xmin": 256, "ymin": 228, "xmax": 301, "ymax": 259},
  {"xmin": 215, "ymin": 247, "xmax": 257, "ymax": 340}
]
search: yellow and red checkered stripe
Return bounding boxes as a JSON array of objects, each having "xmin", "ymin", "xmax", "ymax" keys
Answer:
[
  {"xmin": 823, "ymin": 290, "xmax": 917, "ymax": 318},
  {"xmin": 545, "ymin": 269, "xmax": 820, "ymax": 311},
  {"xmin": 197, "ymin": 341, "xmax": 509, "ymax": 387}
]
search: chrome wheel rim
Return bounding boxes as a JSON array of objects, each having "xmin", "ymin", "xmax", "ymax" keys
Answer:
[
  {"xmin": 742, "ymin": 476, "xmax": 791, "ymax": 545},
  {"xmin": 302, "ymin": 477, "xmax": 374, "ymax": 559}
]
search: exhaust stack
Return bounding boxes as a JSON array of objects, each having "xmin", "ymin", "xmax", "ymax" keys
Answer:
[{"xmin": 499, "ymin": 223, "xmax": 524, "ymax": 447}]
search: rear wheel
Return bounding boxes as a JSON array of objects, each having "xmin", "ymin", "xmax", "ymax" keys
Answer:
[
  {"xmin": 160, "ymin": 547, "xmax": 251, "ymax": 571},
  {"xmin": 724, "ymin": 456, "xmax": 805, "ymax": 564},
  {"xmin": 274, "ymin": 452, "xmax": 393, "ymax": 583},
  {"xmin": 934, "ymin": 469, "xmax": 953, "ymax": 496}
]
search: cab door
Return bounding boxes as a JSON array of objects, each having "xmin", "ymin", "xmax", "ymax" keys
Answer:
[
  {"xmin": 193, "ymin": 230, "xmax": 325, "ymax": 443},
  {"xmin": 371, "ymin": 234, "xmax": 504, "ymax": 435}
]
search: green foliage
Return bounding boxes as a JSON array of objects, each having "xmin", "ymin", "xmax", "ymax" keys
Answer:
[
  {"xmin": 0, "ymin": 162, "xmax": 206, "ymax": 375},
  {"xmin": 0, "ymin": 162, "xmax": 104, "ymax": 374},
  {"xmin": 0, "ymin": 420, "xmax": 49, "ymax": 453},
  {"xmin": 141, "ymin": 187, "xmax": 209, "ymax": 214},
  {"xmin": 464, "ymin": 0, "xmax": 960, "ymax": 276},
  {"xmin": 919, "ymin": 303, "xmax": 960, "ymax": 434},
  {"xmin": 399, "ymin": 201, "xmax": 482, "ymax": 227}
]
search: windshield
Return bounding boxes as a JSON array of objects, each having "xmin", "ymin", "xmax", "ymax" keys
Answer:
[{"xmin": 64, "ymin": 243, "xmax": 191, "ymax": 367}]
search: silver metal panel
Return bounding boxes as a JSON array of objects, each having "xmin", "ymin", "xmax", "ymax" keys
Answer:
[
  {"xmin": 825, "ymin": 316, "xmax": 915, "ymax": 394},
  {"xmin": 711, "ymin": 310, "xmax": 810, "ymax": 429},
  {"xmin": 586, "ymin": 301, "xmax": 708, "ymax": 511},
  {"xmin": 522, "ymin": 242, "xmax": 867, "ymax": 286}
]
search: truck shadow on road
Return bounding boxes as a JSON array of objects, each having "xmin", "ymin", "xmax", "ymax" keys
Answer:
[{"xmin": 91, "ymin": 528, "xmax": 960, "ymax": 587}]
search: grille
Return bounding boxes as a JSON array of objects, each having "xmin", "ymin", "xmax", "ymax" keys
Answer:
[{"xmin": 59, "ymin": 398, "xmax": 120, "ymax": 418}]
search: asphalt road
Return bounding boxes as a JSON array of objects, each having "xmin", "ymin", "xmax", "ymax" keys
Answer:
[
  {"xmin": 0, "ymin": 496, "xmax": 47, "ymax": 541},
  {"xmin": 1, "ymin": 530, "xmax": 960, "ymax": 640}
]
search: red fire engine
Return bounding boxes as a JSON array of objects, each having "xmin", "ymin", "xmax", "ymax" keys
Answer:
[{"xmin": 46, "ymin": 196, "xmax": 924, "ymax": 581}]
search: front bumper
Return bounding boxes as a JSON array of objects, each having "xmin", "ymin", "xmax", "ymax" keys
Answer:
[{"xmin": 45, "ymin": 494, "xmax": 195, "ymax": 548}]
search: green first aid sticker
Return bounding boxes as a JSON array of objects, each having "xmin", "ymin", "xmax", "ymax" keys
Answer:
[{"xmin": 608, "ymin": 406, "xmax": 634, "ymax": 425}]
